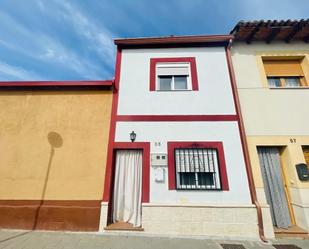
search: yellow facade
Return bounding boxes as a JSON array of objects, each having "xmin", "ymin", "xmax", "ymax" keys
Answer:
[
  {"xmin": 0, "ymin": 90, "xmax": 112, "ymax": 200},
  {"xmin": 232, "ymin": 42, "xmax": 309, "ymax": 236},
  {"xmin": 247, "ymin": 136, "xmax": 309, "ymax": 233},
  {"xmin": 247, "ymin": 136, "xmax": 309, "ymax": 189}
]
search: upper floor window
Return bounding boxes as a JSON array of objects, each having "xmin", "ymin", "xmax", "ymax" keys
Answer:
[
  {"xmin": 150, "ymin": 57, "xmax": 199, "ymax": 91},
  {"xmin": 157, "ymin": 62, "xmax": 190, "ymax": 91},
  {"xmin": 263, "ymin": 58, "xmax": 307, "ymax": 88}
]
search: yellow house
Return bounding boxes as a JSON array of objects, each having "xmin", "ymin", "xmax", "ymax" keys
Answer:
[
  {"xmin": 0, "ymin": 81, "xmax": 113, "ymax": 231},
  {"xmin": 231, "ymin": 19, "xmax": 309, "ymax": 238}
]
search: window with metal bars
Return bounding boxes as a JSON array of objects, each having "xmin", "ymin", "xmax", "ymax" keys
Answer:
[{"xmin": 175, "ymin": 148, "xmax": 221, "ymax": 190}]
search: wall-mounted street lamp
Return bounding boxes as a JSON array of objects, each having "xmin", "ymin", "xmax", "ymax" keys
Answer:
[{"xmin": 130, "ymin": 131, "xmax": 136, "ymax": 142}]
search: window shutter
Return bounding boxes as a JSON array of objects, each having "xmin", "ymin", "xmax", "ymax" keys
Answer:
[
  {"xmin": 263, "ymin": 60, "xmax": 304, "ymax": 77},
  {"xmin": 156, "ymin": 63, "xmax": 189, "ymax": 76}
]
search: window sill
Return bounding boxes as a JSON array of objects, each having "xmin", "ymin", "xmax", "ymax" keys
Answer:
[
  {"xmin": 269, "ymin": 86, "xmax": 309, "ymax": 90},
  {"xmin": 175, "ymin": 188, "xmax": 223, "ymax": 191},
  {"xmin": 155, "ymin": 89, "xmax": 192, "ymax": 92}
]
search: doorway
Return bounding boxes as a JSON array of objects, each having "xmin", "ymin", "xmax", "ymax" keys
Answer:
[
  {"xmin": 257, "ymin": 146, "xmax": 294, "ymax": 229},
  {"xmin": 108, "ymin": 149, "xmax": 143, "ymax": 230}
]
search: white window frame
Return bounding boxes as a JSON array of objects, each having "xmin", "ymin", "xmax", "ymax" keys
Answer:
[{"xmin": 156, "ymin": 62, "xmax": 192, "ymax": 91}]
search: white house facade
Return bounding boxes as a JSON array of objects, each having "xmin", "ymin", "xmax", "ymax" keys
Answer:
[{"xmin": 99, "ymin": 36, "xmax": 261, "ymax": 239}]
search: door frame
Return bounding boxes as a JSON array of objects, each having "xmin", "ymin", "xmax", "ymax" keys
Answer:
[
  {"xmin": 258, "ymin": 145, "xmax": 296, "ymax": 228},
  {"xmin": 107, "ymin": 142, "xmax": 150, "ymax": 225},
  {"xmin": 278, "ymin": 147, "xmax": 296, "ymax": 226}
]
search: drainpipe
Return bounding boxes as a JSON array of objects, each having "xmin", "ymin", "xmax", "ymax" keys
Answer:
[{"xmin": 226, "ymin": 39, "xmax": 267, "ymax": 242}]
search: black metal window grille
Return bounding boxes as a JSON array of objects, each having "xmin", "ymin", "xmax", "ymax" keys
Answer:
[{"xmin": 175, "ymin": 148, "xmax": 221, "ymax": 190}]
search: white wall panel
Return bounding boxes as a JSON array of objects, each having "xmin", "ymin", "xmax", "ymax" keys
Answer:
[
  {"xmin": 115, "ymin": 121, "xmax": 251, "ymax": 204},
  {"xmin": 118, "ymin": 47, "xmax": 236, "ymax": 115}
]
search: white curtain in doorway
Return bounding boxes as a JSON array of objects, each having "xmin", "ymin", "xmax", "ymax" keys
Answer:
[
  {"xmin": 258, "ymin": 147, "xmax": 292, "ymax": 229},
  {"xmin": 113, "ymin": 150, "xmax": 142, "ymax": 227}
]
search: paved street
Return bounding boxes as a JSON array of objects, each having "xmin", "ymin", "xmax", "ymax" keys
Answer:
[{"xmin": 0, "ymin": 230, "xmax": 308, "ymax": 249}]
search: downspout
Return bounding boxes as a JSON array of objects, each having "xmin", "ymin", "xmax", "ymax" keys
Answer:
[{"xmin": 226, "ymin": 39, "xmax": 267, "ymax": 242}]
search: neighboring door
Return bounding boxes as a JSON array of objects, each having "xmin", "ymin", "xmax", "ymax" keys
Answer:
[
  {"xmin": 112, "ymin": 149, "xmax": 143, "ymax": 227},
  {"xmin": 302, "ymin": 146, "xmax": 309, "ymax": 165},
  {"xmin": 257, "ymin": 147, "xmax": 292, "ymax": 229}
]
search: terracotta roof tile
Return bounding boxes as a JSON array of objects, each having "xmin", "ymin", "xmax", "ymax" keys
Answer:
[{"xmin": 230, "ymin": 19, "xmax": 309, "ymax": 43}]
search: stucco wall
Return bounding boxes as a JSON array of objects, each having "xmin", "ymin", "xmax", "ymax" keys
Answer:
[
  {"xmin": 232, "ymin": 41, "xmax": 309, "ymax": 234},
  {"xmin": 0, "ymin": 90, "xmax": 112, "ymax": 200},
  {"xmin": 246, "ymin": 136, "xmax": 309, "ymax": 231},
  {"xmin": 112, "ymin": 46, "xmax": 251, "ymax": 204},
  {"xmin": 118, "ymin": 47, "xmax": 236, "ymax": 115},
  {"xmin": 115, "ymin": 121, "xmax": 251, "ymax": 204},
  {"xmin": 231, "ymin": 41, "xmax": 309, "ymax": 136}
]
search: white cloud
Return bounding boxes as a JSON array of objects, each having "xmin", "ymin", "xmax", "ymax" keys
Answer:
[
  {"xmin": 0, "ymin": 9, "xmax": 112, "ymax": 79},
  {"xmin": 38, "ymin": 36, "xmax": 106, "ymax": 78},
  {"xmin": 0, "ymin": 61, "xmax": 45, "ymax": 80},
  {"xmin": 43, "ymin": 48, "xmax": 55, "ymax": 59},
  {"xmin": 37, "ymin": 0, "xmax": 45, "ymax": 12},
  {"xmin": 47, "ymin": 0, "xmax": 116, "ymax": 61}
]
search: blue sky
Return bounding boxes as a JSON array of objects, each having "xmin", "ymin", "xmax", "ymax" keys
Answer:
[{"xmin": 0, "ymin": 0, "xmax": 307, "ymax": 81}]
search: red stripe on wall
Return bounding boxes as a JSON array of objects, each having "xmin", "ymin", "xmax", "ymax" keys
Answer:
[
  {"xmin": 225, "ymin": 43, "xmax": 266, "ymax": 241},
  {"xmin": 116, "ymin": 115, "xmax": 238, "ymax": 122},
  {"xmin": 103, "ymin": 49, "xmax": 122, "ymax": 202},
  {"xmin": 0, "ymin": 80, "xmax": 113, "ymax": 87}
]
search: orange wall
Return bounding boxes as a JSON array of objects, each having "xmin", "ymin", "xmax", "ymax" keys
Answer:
[{"xmin": 0, "ymin": 90, "xmax": 112, "ymax": 200}]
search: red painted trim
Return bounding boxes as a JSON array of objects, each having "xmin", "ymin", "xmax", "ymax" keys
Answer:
[
  {"xmin": 102, "ymin": 51, "xmax": 150, "ymax": 203},
  {"xmin": 167, "ymin": 142, "xmax": 229, "ymax": 191},
  {"xmin": 115, "ymin": 35, "xmax": 233, "ymax": 46},
  {"xmin": 0, "ymin": 80, "xmax": 114, "ymax": 87},
  {"xmin": 113, "ymin": 142, "xmax": 150, "ymax": 203},
  {"xmin": 149, "ymin": 57, "xmax": 199, "ymax": 91},
  {"xmin": 225, "ymin": 46, "xmax": 255, "ymax": 199},
  {"xmin": 116, "ymin": 115, "xmax": 238, "ymax": 122},
  {"xmin": 103, "ymin": 49, "xmax": 122, "ymax": 202},
  {"xmin": 225, "ymin": 42, "xmax": 266, "ymax": 241},
  {"xmin": 190, "ymin": 58, "xmax": 198, "ymax": 90}
]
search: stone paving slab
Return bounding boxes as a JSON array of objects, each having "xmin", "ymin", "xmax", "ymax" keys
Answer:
[{"xmin": 0, "ymin": 230, "xmax": 308, "ymax": 249}]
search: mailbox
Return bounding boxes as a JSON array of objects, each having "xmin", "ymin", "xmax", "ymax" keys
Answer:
[
  {"xmin": 151, "ymin": 154, "xmax": 167, "ymax": 183},
  {"xmin": 296, "ymin": 163, "xmax": 309, "ymax": 181}
]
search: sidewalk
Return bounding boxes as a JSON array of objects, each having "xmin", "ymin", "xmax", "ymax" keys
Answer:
[{"xmin": 0, "ymin": 230, "xmax": 308, "ymax": 249}]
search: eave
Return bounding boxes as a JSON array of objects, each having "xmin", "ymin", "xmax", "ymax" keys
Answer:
[
  {"xmin": 230, "ymin": 19, "xmax": 309, "ymax": 44},
  {"xmin": 114, "ymin": 35, "xmax": 233, "ymax": 48}
]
